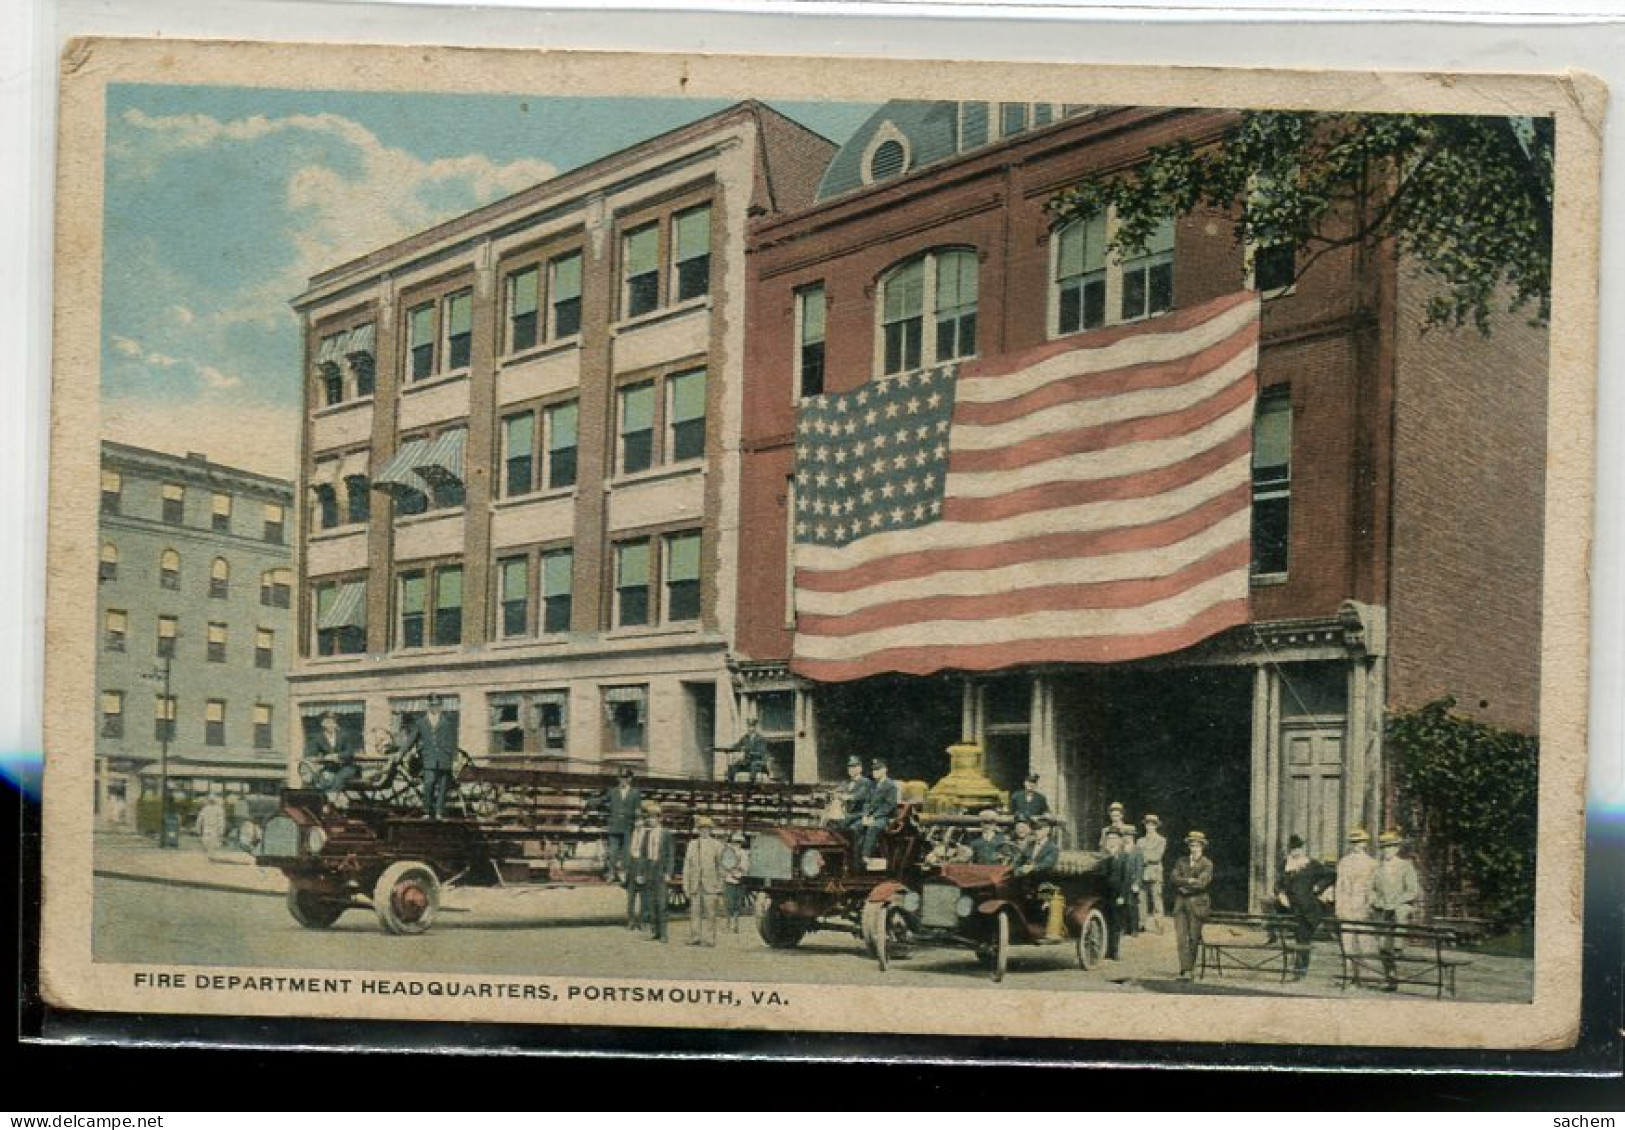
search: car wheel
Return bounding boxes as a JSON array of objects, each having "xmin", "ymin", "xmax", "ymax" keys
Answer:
[
  {"xmin": 1076, "ymin": 907, "xmax": 1108, "ymax": 971},
  {"xmin": 372, "ymin": 861, "xmax": 441, "ymax": 935},
  {"xmin": 992, "ymin": 909, "xmax": 1012, "ymax": 983},
  {"xmin": 286, "ymin": 885, "xmax": 346, "ymax": 929},
  {"xmin": 755, "ymin": 898, "xmax": 807, "ymax": 949}
]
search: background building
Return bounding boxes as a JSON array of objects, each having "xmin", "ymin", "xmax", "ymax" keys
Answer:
[
  {"xmin": 96, "ymin": 441, "xmax": 295, "ymax": 829},
  {"xmin": 735, "ymin": 101, "xmax": 1547, "ymax": 911},
  {"xmin": 289, "ymin": 101, "xmax": 834, "ymax": 779}
]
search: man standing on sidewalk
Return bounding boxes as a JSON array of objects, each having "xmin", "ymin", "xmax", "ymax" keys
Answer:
[
  {"xmin": 629, "ymin": 802, "xmax": 675, "ymax": 942},
  {"xmin": 1139, "ymin": 814, "xmax": 1167, "ymax": 934},
  {"xmin": 1370, "ymin": 830, "xmax": 1423, "ymax": 991},
  {"xmin": 1171, "ymin": 830, "xmax": 1214, "ymax": 980},
  {"xmin": 683, "ymin": 816, "xmax": 726, "ymax": 946}
]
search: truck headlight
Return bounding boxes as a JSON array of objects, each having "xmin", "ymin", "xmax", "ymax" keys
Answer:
[
  {"xmin": 956, "ymin": 894, "xmax": 974, "ymax": 918},
  {"xmin": 799, "ymin": 849, "xmax": 824, "ymax": 878},
  {"xmin": 902, "ymin": 890, "xmax": 921, "ymax": 913},
  {"xmin": 304, "ymin": 826, "xmax": 327, "ymax": 854}
]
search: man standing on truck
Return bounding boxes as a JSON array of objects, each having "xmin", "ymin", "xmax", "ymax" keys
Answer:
[
  {"xmin": 397, "ymin": 693, "xmax": 459, "ymax": 819},
  {"xmin": 598, "ymin": 768, "xmax": 643, "ymax": 885},
  {"xmin": 1010, "ymin": 773, "xmax": 1049, "ymax": 824}
]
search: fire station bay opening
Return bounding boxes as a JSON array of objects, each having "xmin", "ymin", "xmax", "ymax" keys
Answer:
[{"xmin": 803, "ymin": 657, "xmax": 1352, "ymax": 914}]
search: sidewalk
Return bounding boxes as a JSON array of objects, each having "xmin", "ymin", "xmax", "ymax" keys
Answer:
[{"xmin": 95, "ymin": 828, "xmax": 287, "ymax": 897}]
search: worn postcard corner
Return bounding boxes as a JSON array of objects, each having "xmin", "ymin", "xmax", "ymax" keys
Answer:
[{"xmin": 38, "ymin": 36, "xmax": 1600, "ymax": 1055}]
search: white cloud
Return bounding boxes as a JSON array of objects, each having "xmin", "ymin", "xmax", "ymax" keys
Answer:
[
  {"xmin": 109, "ymin": 334, "xmax": 241, "ymax": 389},
  {"xmin": 111, "ymin": 336, "xmax": 143, "ymax": 358},
  {"xmin": 197, "ymin": 365, "xmax": 242, "ymax": 390},
  {"xmin": 167, "ymin": 304, "xmax": 195, "ymax": 326},
  {"xmin": 102, "ymin": 395, "xmax": 299, "ymax": 480}
]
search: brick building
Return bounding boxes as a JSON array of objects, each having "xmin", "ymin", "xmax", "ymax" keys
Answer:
[
  {"xmin": 734, "ymin": 102, "xmax": 1547, "ymax": 909},
  {"xmin": 96, "ymin": 442, "xmax": 295, "ymax": 827},
  {"xmin": 288, "ymin": 102, "xmax": 834, "ymax": 779}
]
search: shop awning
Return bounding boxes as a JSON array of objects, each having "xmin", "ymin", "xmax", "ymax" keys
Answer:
[
  {"xmin": 372, "ymin": 438, "xmax": 431, "ymax": 492},
  {"xmin": 315, "ymin": 581, "xmax": 366, "ymax": 630},
  {"xmin": 414, "ymin": 428, "xmax": 466, "ymax": 489}
]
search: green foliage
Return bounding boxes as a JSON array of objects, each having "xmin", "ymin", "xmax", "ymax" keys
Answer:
[
  {"xmin": 1047, "ymin": 111, "xmax": 1553, "ymax": 333},
  {"xmin": 1386, "ymin": 698, "xmax": 1539, "ymax": 924}
]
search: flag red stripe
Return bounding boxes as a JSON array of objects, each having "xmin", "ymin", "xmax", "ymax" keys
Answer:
[
  {"xmin": 950, "ymin": 375, "xmax": 1255, "ymax": 475},
  {"xmin": 798, "ymin": 481, "xmax": 1252, "ymax": 594},
  {"xmin": 960, "ymin": 291, "xmax": 1257, "ymax": 381},
  {"xmin": 791, "ymin": 598, "xmax": 1253, "ymax": 682},
  {"xmin": 954, "ymin": 320, "xmax": 1259, "ymax": 428},
  {"xmin": 797, "ymin": 540, "xmax": 1251, "ymax": 638},
  {"xmin": 942, "ymin": 429, "xmax": 1251, "ymax": 525}
]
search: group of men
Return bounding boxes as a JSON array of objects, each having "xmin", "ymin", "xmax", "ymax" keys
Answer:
[
  {"xmin": 1273, "ymin": 827, "xmax": 1423, "ymax": 989},
  {"xmin": 304, "ymin": 694, "xmax": 459, "ymax": 818},
  {"xmin": 829, "ymin": 755, "xmax": 902, "ymax": 859},
  {"xmin": 1093, "ymin": 802, "xmax": 1186, "ymax": 967}
]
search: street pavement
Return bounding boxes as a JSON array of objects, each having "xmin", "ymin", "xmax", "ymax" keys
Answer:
[{"xmin": 93, "ymin": 829, "xmax": 1534, "ymax": 1001}]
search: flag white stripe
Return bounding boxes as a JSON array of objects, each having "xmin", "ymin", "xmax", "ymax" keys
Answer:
[
  {"xmin": 797, "ymin": 451, "xmax": 1249, "ymax": 572},
  {"xmin": 951, "ymin": 348, "xmax": 1255, "ymax": 453},
  {"xmin": 946, "ymin": 401, "xmax": 1252, "ymax": 500},
  {"xmin": 795, "ymin": 570, "xmax": 1248, "ymax": 660},
  {"xmin": 797, "ymin": 508, "xmax": 1252, "ymax": 618},
  {"xmin": 954, "ymin": 300, "xmax": 1257, "ymax": 404}
]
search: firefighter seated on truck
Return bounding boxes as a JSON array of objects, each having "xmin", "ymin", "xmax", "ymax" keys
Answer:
[
  {"xmin": 855, "ymin": 757, "xmax": 900, "ymax": 861},
  {"xmin": 715, "ymin": 718, "xmax": 771, "ymax": 783}
]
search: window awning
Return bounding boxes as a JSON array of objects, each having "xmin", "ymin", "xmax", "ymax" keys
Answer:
[
  {"xmin": 315, "ymin": 581, "xmax": 366, "ymax": 630},
  {"xmin": 391, "ymin": 695, "xmax": 460, "ymax": 714},
  {"xmin": 602, "ymin": 686, "xmax": 646, "ymax": 705},
  {"xmin": 372, "ymin": 439, "xmax": 431, "ymax": 492},
  {"xmin": 299, "ymin": 700, "xmax": 365, "ymax": 718},
  {"xmin": 344, "ymin": 323, "xmax": 376, "ymax": 359},
  {"xmin": 414, "ymin": 429, "xmax": 466, "ymax": 489},
  {"xmin": 316, "ymin": 332, "xmax": 347, "ymax": 366}
]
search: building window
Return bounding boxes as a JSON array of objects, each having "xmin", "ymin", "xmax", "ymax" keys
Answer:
[
  {"xmin": 614, "ymin": 540, "xmax": 650, "ymax": 628},
  {"xmin": 101, "ymin": 690, "xmax": 124, "ymax": 739},
  {"xmin": 542, "ymin": 548, "xmax": 573, "ymax": 635},
  {"xmin": 101, "ymin": 469, "xmax": 121, "ymax": 515},
  {"xmin": 104, "ymin": 609, "xmax": 127, "ymax": 652},
  {"xmin": 1000, "ymin": 102, "xmax": 1029, "ymax": 137},
  {"xmin": 205, "ymin": 699, "xmax": 226, "ymax": 746},
  {"xmin": 207, "ymin": 621, "xmax": 227, "ymax": 663},
  {"xmin": 263, "ymin": 502, "xmax": 285, "ymax": 544},
  {"xmin": 502, "ymin": 412, "xmax": 535, "ymax": 496},
  {"xmin": 1253, "ymin": 240, "xmax": 1298, "ymax": 295},
  {"xmin": 550, "ymin": 251, "xmax": 583, "ymax": 339},
  {"xmin": 666, "ymin": 369, "xmax": 706, "ymax": 463},
  {"xmin": 99, "ymin": 542, "xmax": 118, "ymax": 582},
  {"xmin": 443, "ymin": 289, "xmax": 473, "ymax": 371},
  {"xmin": 255, "ymin": 627, "xmax": 273, "ymax": 670},
  {"xmin": 314, "ymin": 484, "xmax": 340, "ymax": 530},
  {"xmin": 398, "ymin": 571, "xmax": 427, "ymax": 649},
  {"xmin": 156, "ymin": 615, "xmax": 178, "ymax": 659},
  {"xmin": 321, "ymin": 359, "xmax": 344, "ymax": 406},
  {"xmin": 210, "ymin": 557, "xmax": 230, "ymax": 599},
  {"xmin": 353, "ymin": 348, "xmax": 376, "ymax": 398},
  {"xmin": 435, "ymin": 566, "xmax": 465, "ymax": 645},
  {"xmin": 162, "ymin": 482, "xmax": 185, "ymax": 525},
  {"xmin": 345, "ymin": 474, "xmax": 370, "ymax": 524},
  {"xmin": 879, "ymin": 249, "xmax": 978, "ymax": 375},
  {"xmin": 869, "ymin": 139, "xmax": 906, "ymax": 181},
  {"xmin": 253, "ymin": 703, "xmax": 273, "ymax": 750},
  {"xmin": 490, "ymin": 697, "xmax": 526, "ymax": 754},
  {"xmin": 536, "ymin": 693, "xmax": 568, "ymax": 753},
  {"xmin": 1055, "ymin": 213, "xmax": 1107, "ymax": 334},
  {"xmin": 618, "ymin": 381, "xmax": 655, "ymax": 475},
  {"xmin": 603, "ymin": 685, "xmax": 648, "ymax": 753},
  {"xmin": 545, "ymin": 401, "xmax": 579, "ymax": 489},
  {"xmin": 261, "ymin": 568, "xmax": 292, "ymax": 608},
  {"xmin": 394, "ymin": 565, "xmax": 461, "ymax": 649},
  {"xmin": 499, "ymin": 556, "xmax": 529, "ymax": 639},
  {"xmin": 154, "ymin": 694, "xmax": 176, "ymax": 743},
  {"xmin": 1120, "ymin": 218, "xmax": 1175, "ymax": 323},
  {"xmin": 158, "ymin": 548, "xmax": 180, "ymax": 591},
  {"xmin": 211, "ymin": 492, "xmax": 232, "ymax": 533},
  {"xmin": 672, "ymin": 205, "xmax": 711, "ymax": 303},
  {"xmin": 663, "ymin": 531, "xmax": 701, "ymax": 623},
  {"xmin": 408, "ymin": 302, "xmax": 436, "ymax": 381},
  {"xmin": 796, "ymin": 284, "xmax": 826, "ymax": 399},
  {"xmin": 622, "ymin": 223, "xmax": 660, "ymax": 319},
  {"xmin": 1252, "ymin": 387, "xmax": 1292, "ymax": 578},
  {"xmin": 506, "ymin": 265, "xmax": 540, "ymax": 354},
  {"xmin": 313, "ymin": 578, "xmax": 366, "ymax": 656}
]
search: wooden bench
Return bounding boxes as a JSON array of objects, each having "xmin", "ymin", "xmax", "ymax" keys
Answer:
[
  {"xmin": 1197, "ymin": 913, "xmax": 1302, "ymax": 983},
  {"xmin": 1331, "ymin": 919, "xmax": 1472, "ymax": 999}
]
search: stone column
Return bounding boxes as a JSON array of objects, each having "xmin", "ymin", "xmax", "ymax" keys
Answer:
[
  {"xmin": 794, "ymin": 686, "xmax": 819, "ymax": 783},
  {"xmin": 1028, "ymin": 674, "xmax": 1062, "ymax": 824},
  {"xmin": 1249, "ymin": 663, "xmax": 1274, "ymax": 912}
]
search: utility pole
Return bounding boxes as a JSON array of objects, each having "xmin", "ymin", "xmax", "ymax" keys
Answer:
[{"xmin": 159, "ymin": 650, "xmax": 173, "ymax": 849}]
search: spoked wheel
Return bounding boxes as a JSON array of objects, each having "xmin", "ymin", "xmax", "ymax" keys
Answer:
[
  {"xmin": 372, "ymin": 861, "xmax": 441, "ymax": 935},
  {"xmin": 287, "ymin": 885, "xmax": 347, "ymax": 929},
  {"xmin": 755, "ymin": 898, "xmax": 808, "ymax": 949},
  {"xmin": 1076, "ymin": 907, "xmax": 1109, "ymax": 971},
  {"xmin": 991, "ymin": 909, "xmax": 1012, "ymax": 983}
]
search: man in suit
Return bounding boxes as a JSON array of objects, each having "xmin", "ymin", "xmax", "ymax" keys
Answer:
[
  {"xmin": 1098, "ymin": 800, "xmax": 1130, "ymax": 850},
  {"xmin": 598, "ymin": 768, "xmax": 643, "ymax": 885},
  {"xmin": 1369, "ymin": 830, "xmax": 1424, "ymax": 991},
  {"xmin": 857, "ymin": 757, "xmax": 900, "ymax": 859},
  {"xmin": 1016, "ymin": 815, "xmax": 1060, "ymax": 875},
  {"xmin": 717, "ymin": 718, "xmax": 771, "ymax": 783},
  {"xmin": 1138, "ymin": 814, "xmax": 1168, "ymax": 934},
  {"xmin": 1121, "ymin": 824, "xmax": 1145, "ymax": 936},
  {"xmin": 682, "ymin": 815, "xmax": 727, "ymax": 946},
  {"xmin": 1102, "ymin": 829, "xmax": 1138, "ymax": 960},
  {"xmin": 1275, "ymin": 833, "xmax": 1335, "ymax": 979},
  {"xmin": 1171, "ymin": 830, "xmax": 1215, "ymax": 980},
  {"xmin": 628, "ymin": 802, "xmax": 675, "ymax": 941},
  {"xmin": 1009, "ymin": 773, "xmax": 1050, "ymax": 824},
  {"xmin": 396, "ymin": 694, "xmax": 458, "ymax": 819},
  {"xmin": 1335, "ymin": 827, "xmax": 1379, "ymax": 977},
  {"xmin": 831, "ymin": 756, "xmax": 873, "ymax": 830},
  {"xmin": 306, "ymin": 711, "xmax": 359, "ymax": 798},
  {"xmin": 969, "ymin": 809, "xmax": 1008, "ymax": 864}
]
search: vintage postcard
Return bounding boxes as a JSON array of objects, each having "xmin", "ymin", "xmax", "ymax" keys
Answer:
[{"xmin": 38, "ymin": 39, "xmax": 1600, "ymax": 1053}]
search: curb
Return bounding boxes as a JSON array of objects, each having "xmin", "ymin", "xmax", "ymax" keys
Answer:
[{"xmin": 94, "ymin": 868, "xmax": 285, "ymax": 899}]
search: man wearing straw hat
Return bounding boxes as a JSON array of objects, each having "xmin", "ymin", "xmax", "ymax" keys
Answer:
[
  {"xmin": 1335, "ymin": 827, "xmax": 1380, "ymax": 978},
  {"xmin": 1369, "ymin": 829, "xmax": 1423, "ymax": 991},
  {"xmin": 1170, "ymin": 830, "xmax": 1214, "ymax": 980}
]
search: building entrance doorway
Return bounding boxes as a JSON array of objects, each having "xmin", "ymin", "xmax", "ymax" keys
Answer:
[{"xmin": 812, "ymin": 675, "xmax": 962, "ymax": 785}]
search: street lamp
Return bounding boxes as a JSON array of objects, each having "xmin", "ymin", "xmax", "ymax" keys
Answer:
[{"xmin": 140, "ymin": 647, "xmax": 176, "ymax": 849}]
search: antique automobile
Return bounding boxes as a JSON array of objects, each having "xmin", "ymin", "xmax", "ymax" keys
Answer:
[
  {"xmin": 867, "ymin": 848, "xmax": 1112, "ymax": 981},
  {"xmin": 741, "ymin": 802, "xmax": 931, "ymax": 948},
  {"xmin": 258, "ymin": 760, "xmax": 827, "ymax": 935}
]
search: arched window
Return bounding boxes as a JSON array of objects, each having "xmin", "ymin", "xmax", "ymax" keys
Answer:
[
  {"xmin": 1051, "ymin": 211, "xmax": 1175, "ymax": 338},
  {"xmin": 869, "ymin": 139, "xmax": 906, "ymax": 181},
  {"xmin": 210, "ymin": 557, "xmax": 230, "ymax": 599},
  {"xmin": 99, "ymin": 542, "xmax": 118, "ymax": 582},
  {"xmin": 159, "ymin": 549, "xmax": 181, "ymax": 591},
  {"xmin": 877, "ymin": 248, "xmax": 979, "ymax": 376}
]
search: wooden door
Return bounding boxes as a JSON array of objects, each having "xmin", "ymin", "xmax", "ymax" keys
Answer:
[{"xmin": 1280, "ymin": 721, "xmax": 1345, "ymax": 862}]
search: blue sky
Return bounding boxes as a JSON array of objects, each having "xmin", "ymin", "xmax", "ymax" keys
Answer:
[{"xmin": 100, "ymin": 85, "xmax": 879, "ymax": 476}]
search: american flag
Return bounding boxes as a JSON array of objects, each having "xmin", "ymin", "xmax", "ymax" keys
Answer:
[{"xmin": 790, "ymin": 291, "xmax": 1261, "ymax": 683}]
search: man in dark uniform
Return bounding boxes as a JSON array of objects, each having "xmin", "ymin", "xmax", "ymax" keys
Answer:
[
  {"xmin": 857, "ymin": 757, "xmax": 900, "ymax": 859},
  {"xmin": 1121, "ymin": 823, "xmax": 1145, "ymax": 935},
  {"xmin": 969, "ymin": 810, "xmax": 1008, "ymax": 864},
  {"xmin": 1009, "ymin": 773, "xmax": 1050, "ymax": 824},
  {"xmin": 1102, "ymin": 829, "xmax": 1137, "ymax": 960},
  {"xmin": 1171, "ymin": 830, "xmax": 1215, "ymax": 980},
  {"xmin": 716, "ymin": 718, "xmax": 771, "ymax": 783},
  {"xmin": 1016, "ymin": 815, "xmax": 1060, "ymax": 875},
  {"xmin": 831, "ymin": 755, "xmax": 873, "ymax": 831},
  {"xmin": 1274, "ymin": 833, "xmax": 1335, "ymax": 979},
  {"xmin": 597, "ymin": 768, "xmax": 643, "ymax": 884},
  {"xmin": 396, "ymin": 694, "xmax": 458, "ymax": 819}
]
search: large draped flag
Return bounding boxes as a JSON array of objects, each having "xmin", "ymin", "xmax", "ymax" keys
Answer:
[{"xmin": 789, "ymin": 290, "xmax": 1261, "ymax": 682}]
